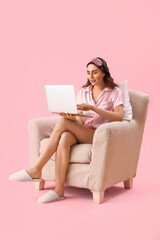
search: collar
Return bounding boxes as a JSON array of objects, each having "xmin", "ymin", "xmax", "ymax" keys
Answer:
[{"xmin": 83, "ymin": 84, "xmax": 111, "ymax": 92}]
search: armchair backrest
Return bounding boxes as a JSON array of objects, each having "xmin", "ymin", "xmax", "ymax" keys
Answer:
[{"xmin": 128, "ymin": 90, "xmax": 150, "ymax": 125}]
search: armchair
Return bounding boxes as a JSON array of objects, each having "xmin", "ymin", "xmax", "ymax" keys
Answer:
[{"xmin": 28, "ymin": 90, "xmax": 149, "ymax": 204}]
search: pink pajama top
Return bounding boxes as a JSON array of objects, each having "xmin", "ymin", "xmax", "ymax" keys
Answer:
[{"xmin": 76, "ymin": 84, "xmax": 124, "ymax": 130}]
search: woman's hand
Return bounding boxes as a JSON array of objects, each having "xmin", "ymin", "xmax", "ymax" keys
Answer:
[
  {"xmin": 77, "ymin": 103, "xmax": 93, "ymax": 111},
  {"xmin": 59, "ymin": 112, "xmax": 77, "ymax": 121}
]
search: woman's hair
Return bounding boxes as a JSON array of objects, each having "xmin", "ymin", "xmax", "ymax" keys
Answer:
[{"xmin": 82, "ymin": 57, "xmax": 118, "ymax": 89}]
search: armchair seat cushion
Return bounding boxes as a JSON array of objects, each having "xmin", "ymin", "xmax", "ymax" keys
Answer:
[{"xmin": 40, "ymin": 138, "xmax": 92, "ymax": 163}]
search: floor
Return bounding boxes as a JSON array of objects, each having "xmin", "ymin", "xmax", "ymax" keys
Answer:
[{"xmin": 2, "ymin": 162, "xmax": 160, "ymax": 240}]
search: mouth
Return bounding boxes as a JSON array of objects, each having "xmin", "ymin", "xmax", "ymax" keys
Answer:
[{"xmin": 90, "ymin": 79, "xmax": 96, "ymax": 83}]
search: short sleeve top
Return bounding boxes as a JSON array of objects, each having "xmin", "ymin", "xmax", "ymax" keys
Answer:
[{"xmin": 76, "ymin": 84, "xmax": 124, "ymax": 130}]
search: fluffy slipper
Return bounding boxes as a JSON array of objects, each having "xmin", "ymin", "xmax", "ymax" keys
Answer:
[
  {"xmin": 8, "ymin": 169, "xmax": 43, "ymax": 182},
  {"xmin": 37, "ymin": 190, "xmax": 66, "ymax": 204}
]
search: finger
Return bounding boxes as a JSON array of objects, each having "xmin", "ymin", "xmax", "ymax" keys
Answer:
[
  {"xmin": 60, "ymin": 113, "xmax": 67, "ymax": 118},
  {"xmin": 68, "ymin": 113, "xmax": 74, "ymax": 119}
]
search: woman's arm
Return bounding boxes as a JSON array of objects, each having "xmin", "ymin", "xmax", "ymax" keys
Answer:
[
  {"xmin": 77, "ymin": 103, "xmax": 124, "ymax": 122},
  {"xmin": 91, "ymin": 105, "xmax": 124, "ymax": 122},
  {"xmin": 59, "ymin": 112, "xmax": 83, "ymax": 124}
]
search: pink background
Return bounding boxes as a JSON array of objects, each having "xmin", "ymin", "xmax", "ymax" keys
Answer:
[{"xmin": 0, "ymin": 0, "xmax": 159, "ymax": 239}]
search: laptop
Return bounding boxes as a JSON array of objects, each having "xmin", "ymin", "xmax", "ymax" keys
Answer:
[{"xmin": 45, "ymin": 85, "xmax": 93, "ymax": 118}]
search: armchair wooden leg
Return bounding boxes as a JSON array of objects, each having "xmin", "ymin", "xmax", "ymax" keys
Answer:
[
  {"xmin": 92, "ymin": 191, "xmax": 104, "ymax": 204},
  {"xmin": 35, "ymin": 180, "xmax": 45, "ymax": 190},
  {"xmin": 124, "ymin": 178, "xmax": 133, "ymax": 189}
]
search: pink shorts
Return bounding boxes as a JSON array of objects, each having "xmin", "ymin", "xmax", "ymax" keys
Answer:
[{"xmin": 88, "ymin": 126, "xmax": 96, "ymax": 131}]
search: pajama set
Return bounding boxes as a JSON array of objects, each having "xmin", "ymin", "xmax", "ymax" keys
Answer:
[{"xmin": 76, "ymin": 84, "xmax": 124, "ymax": 130}]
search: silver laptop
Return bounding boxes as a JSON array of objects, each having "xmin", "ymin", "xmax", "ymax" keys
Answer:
[{"xmin": 45, "ymin": 85, "xmax": 93, "ymax": 118}]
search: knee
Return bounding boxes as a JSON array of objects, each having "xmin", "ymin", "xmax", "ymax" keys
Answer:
[
  {"xmin": 58, "ymin": 132, "xmax": 73, "ymax": 148},
  {"xmin": 55, "ymin": 118, "xmax": 68, "ymax": 130}
]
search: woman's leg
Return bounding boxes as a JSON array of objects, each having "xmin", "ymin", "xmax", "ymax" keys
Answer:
[
  {"xmin": 54, "ymin": 132, "xmax": 78, "ymax": 197},
  {"xmin": 26, "ymin": 118, "xmax": 95, "ymax": 178}
]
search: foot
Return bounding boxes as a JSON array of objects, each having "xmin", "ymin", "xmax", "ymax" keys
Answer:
[
  {"xmin": 54, "ymin": 188, "xmax": 65, "ymax": 197},
  {"xmin": 25, "ymin": 167, "xmax": 42, "ymax": 179},
  {"xmin": 37, "ymin": 190, "xmax": 66, "ymax": 204}
]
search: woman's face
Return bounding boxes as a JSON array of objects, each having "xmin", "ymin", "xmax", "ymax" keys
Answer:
[{"xmin": 86, "ymin": 64, "xmax": 106, "ymax": 87}]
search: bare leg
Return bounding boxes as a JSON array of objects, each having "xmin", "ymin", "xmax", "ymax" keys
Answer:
[
  {"xmin": 26, "ymin": 123, "xmax": 63, "ymax": 178},
  {"xmin": 54, "ymin": 132, "xmax": 78, "ymax": 197},
  {"xmin": 26, "ymin": 118, "xmax": 95, "ymax": 179}
]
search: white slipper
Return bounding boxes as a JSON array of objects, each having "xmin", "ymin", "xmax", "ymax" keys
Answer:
[
  {"xmin": 8, "ymin": 169, "xmax": 43, "ymax": 182},
  {"xmin": 37, "ymin": 190, "xmax": 66, "ymax": 204}
]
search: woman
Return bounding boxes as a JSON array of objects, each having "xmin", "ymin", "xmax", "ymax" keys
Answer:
[{"xmin": 8, "ymin": 57, "xmax": 124, "ymax": 204}]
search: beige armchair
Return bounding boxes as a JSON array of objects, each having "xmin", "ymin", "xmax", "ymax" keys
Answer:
[{"xmin": 28, "ymin": 90, "xmax": 149, "ymax": 204}]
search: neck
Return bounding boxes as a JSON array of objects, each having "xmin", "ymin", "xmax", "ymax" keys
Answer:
[{"xmin": 92, "ymin": 83, "xmax": 107, "ymax": 92}]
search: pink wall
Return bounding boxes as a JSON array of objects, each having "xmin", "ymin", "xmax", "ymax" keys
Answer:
[{"xmin": 1, "ymin": 0, "xmax": 159, "ymax": 239}]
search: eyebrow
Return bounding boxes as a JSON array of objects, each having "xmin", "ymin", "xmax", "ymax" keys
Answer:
[{"xmin": 86, "ymin": 70, "xmax": 98, "ymax": 72}]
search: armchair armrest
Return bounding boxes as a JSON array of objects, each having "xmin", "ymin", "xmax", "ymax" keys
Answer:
[
  {"xmin": 89, "ymin": 119, "xmax": 144, "ymax": 192},
  {"xmin": 28, "ymin": 116, "xmax": 61, "ymax": 165}
]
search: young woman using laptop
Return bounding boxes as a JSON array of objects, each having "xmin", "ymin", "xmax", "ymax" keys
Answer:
[{"xmin": 8, "ymin": 57, "xmax": 124, "ymax": 204}]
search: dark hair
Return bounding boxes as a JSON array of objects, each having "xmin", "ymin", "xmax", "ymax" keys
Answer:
[{"xmin": 82, "ymin": 57, "xmax": 118, "ymax": 89}]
